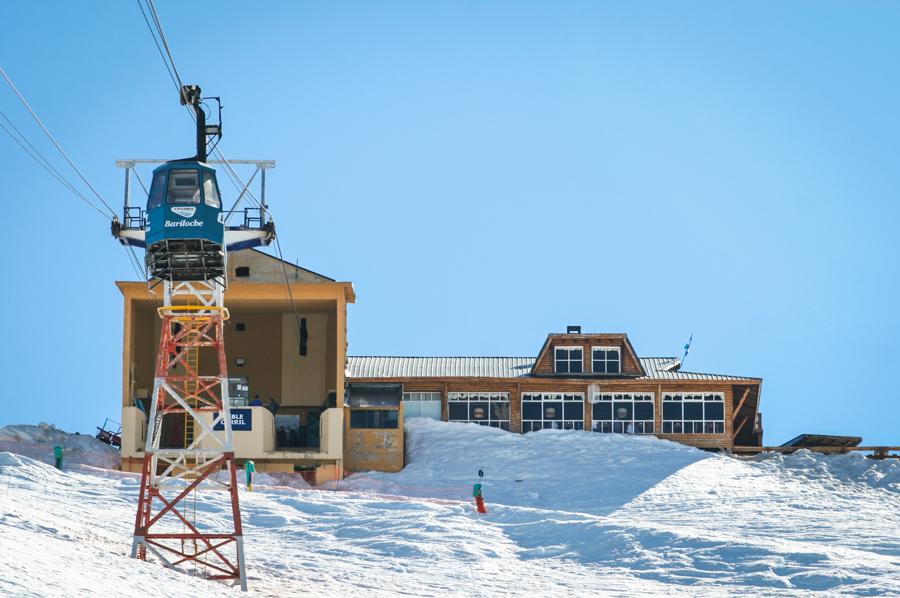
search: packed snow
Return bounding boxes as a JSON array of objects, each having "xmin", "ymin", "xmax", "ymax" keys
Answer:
[
  {"xmin": 0, "ymin": 423, "xmax": 120, "ymax": 470},
  {"xmin": 0, "ymin": 418, "xmax": 898, "ymax": 596}
]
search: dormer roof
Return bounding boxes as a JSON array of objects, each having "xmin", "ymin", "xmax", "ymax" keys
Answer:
[{"xmin": 531, "ymin": 332, "xmax": 646, "ymax": 377}]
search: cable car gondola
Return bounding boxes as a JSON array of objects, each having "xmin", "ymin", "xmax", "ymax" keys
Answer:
[
  {"xmin": 112, "ymin": 84, "xmax": 275, "ymax": 278},
  {"xmin": 144, "ymin": 85, "xmax": 224, "ymax": 281},
  {"xmin": 145, "ymin": 159, "xmax": 225, "ymax": 281}
]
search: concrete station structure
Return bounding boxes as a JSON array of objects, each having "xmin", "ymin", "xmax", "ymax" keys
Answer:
[
  {"xmin": 119, "ymin": 249, "xmax": 354, "ymax": 483},
  {"xmin": 118, "ymin": 251, "xmax": 763, "ymax": 482}
]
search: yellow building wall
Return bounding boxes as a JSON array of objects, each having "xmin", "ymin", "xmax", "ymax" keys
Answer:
[
  {"xmin": 127, "ymin": 304, "xmax": 159, "ymax": 407},
  {"xmin": 223, "ymin": 313, "xmax": 284, "ymax": 401},
  {"xmin": 344, "ymin": 405, "xmax": 405, "ymax": 473},
  {"xmin": 280, "ymin": 312, "xmax": 330, "ymax": 407}
]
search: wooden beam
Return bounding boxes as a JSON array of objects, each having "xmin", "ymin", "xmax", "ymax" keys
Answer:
[
  {"xmin": 733, "ymin": 387, "xmax": 751, "ymax": 422},
  {"xmin": 734, "ymin": 415, "xmax": 750, "ymax": 437}
]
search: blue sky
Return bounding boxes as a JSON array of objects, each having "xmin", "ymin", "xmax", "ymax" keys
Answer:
[{"xmin": 1, "ymin": 2, "xmax": 898, "ymax": 444}]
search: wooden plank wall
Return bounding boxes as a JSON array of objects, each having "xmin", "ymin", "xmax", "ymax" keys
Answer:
[
  {"xmin": 362, "ymin": 376, "xmax": 762, "ymax": 450},
  {"xmin": 532, "ymin": 334, "xmax": 642, "ymax": 375}
]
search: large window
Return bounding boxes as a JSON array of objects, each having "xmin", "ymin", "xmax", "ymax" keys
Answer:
[
  {"xmin": 592, "ymin": 347, "xmax": 621, "ymax": 374},
  {"xmin": 350, "ymin": 409, "xmax": 399, "ymax": 429},
  {"xmin": 554, "ymin": 347, "xmax": 583, "ymax": 374},
  {"xmin": 202, "ymin": 172, "xmax": 221, "ymax": 207},
  {"xmin": 662, "ymin": 393, "xmax": 725, "ymax": 434},
  {"xmin": 448, "ymin": 392, "xmax": 510, "ymax": 430},
  {"xmin": 402, "ymin": 392, "xmax": 442, "ymax": 419},
  {"xmin": 591, "ymin": 393, "xmax": 654, "ymax": 434},
  {"xmin": 228, "ymin": 377, "xmax": 249, "ymax": 407},
  {"xmin": 522, "ymin": 393, "xmax": 584, "ymax": 432},
  {"xmin": 167, "ymin": 169, "xmax": 200, "ymax": 204}
]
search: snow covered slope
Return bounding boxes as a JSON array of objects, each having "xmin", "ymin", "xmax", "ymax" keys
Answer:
[
  {"xmin": 0, "ymin": 423, "xmax": 120, "ymax": 469},
  {"xmin": 1, "ymin": 419, "xmax": 898, "ymax": 596}
]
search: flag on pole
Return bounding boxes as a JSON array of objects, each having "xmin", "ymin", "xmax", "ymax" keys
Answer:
[{"xmin": 681, "ymin": 334, "xmax": 693, "ymax": 366}]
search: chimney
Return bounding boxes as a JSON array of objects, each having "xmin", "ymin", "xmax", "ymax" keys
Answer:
[{"xmin": 566, "ymin": 325, "xmax": 582, "ymax": 334}]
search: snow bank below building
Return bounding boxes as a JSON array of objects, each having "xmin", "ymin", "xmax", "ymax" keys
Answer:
[
  {"xmin": 342, "ymin": 419, "xmax": 900, "ymax": 593},
  {"xmin": 0, "ymin": 423, "xmax": 120, "ymax": 470},
  {"xmin": 339, "ymin": 417, "xmax": 712, "ymax": 514},
  {"xmin": 0, "ymin": 419, "xmax": 898, "ymax": 596}
]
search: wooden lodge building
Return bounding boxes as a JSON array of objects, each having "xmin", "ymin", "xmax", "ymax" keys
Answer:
[
  {"xmin": 347, "ymin": 326, "xmax": 764, "ymax": 451},
  {"xmin": 117, "ymin": 251, "xmax": 763, "ymax": 483}
]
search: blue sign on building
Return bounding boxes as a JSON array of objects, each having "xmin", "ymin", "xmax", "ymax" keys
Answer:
[{"xmin": 213, "ymin": 409, "xmax": 252, "ymax": 431}]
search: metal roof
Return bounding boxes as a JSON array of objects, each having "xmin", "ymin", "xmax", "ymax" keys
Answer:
[
  {"xmin": 348, "ymin": 356, "xmax": 535, "ymax": 379},
  {"xmin": 347, "ymin": 356, "xmax": 758, "ymax": 382},
  {"xmin": 637, "ymin": 357, "xmax": 759, "ymax": 381}
]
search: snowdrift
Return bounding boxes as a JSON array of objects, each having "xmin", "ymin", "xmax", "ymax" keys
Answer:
[
  {"xmin": 0, "ymin": 419, "xmax": 898, "ymax": 596},
  {"xmin": 0, "ymin": 423, "xmax": 119, "ymax": 470},
  {"xmin": 339, "ymin": 417, "xmax": 713, "ymax": 514}
]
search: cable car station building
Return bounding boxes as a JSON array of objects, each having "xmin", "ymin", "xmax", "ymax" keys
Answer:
[
  {"xmin": 119, "ymin": 249, "xmax": 355, "ymax": 483},
  {"xmin": 118, "ymin": 253, "xmax": 763, "ymax": 482}
]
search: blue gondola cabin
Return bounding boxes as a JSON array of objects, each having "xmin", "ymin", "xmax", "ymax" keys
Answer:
[{"xmin": 145, "ymin": 160, "xmax": 226, "ymax": 281}]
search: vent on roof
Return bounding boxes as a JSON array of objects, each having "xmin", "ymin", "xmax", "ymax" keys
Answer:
[
  {"xmin": 661, "ymin": 359, "xmax": 681, "ymax": 372},
  {"xmin": 566, "ymin": 325, "xmax": 581, "ymax": 334},
  {"xmin": 235, "ymin": 266, "xmax": 250, "ymax": 278}
]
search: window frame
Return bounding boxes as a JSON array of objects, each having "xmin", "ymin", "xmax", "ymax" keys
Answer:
[
  {"xmin": 402, "ymin": 391, "xmax": 443, "ymax": 419},
  {"xmin": 591, "ymin": 345, "xmax": 622, "ymax": 375},
  {"xmin": 202, "ymin": 171, "xmax": 221, "ymax": 208},
  {"xmin": 349, "ymin": 408, "xmax": 399, "ymax": 429},
  {"xmin": 591, "ymin": 392, "xmax": 655, "ymax": 435},
  {"xmin": 402, "ymin": 392, "xmax": 442, "ymax": 402},
  {"xmin": 591, "ymin": 346, "xmax": 622, "ymax": 374},
  {"xmin": 447, "ymin": 392, "xmax": 510, "ymax": 430},
  {"xmin": 148, "ymin": 171, "xmax": 167, "ymax": 210},
  {"xmin": 521, "ymin": 392, "xmax": 584, "ymax": 432},
  {"xmin": 554, "ymin": 346, "xmax": 584, "ymax": 374},
  {"xmin": 661, "ymin": 392, "xmax": 726, "ymax": 435},
  {"xmin": 166, "ymin": 169, "xmax": 202, "ymax": 205}
]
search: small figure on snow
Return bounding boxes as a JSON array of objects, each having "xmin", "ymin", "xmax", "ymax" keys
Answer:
[
  {"xmin": 245, "ymin": 459, "xmax": 256, "ymax": 491},
  {"xmin": 53, "ymin": 445, "xmax": 64, "ymax": 470},
  {"xmin": 473, "ymin": 467, "xmax": 487, "ymax": 514}
]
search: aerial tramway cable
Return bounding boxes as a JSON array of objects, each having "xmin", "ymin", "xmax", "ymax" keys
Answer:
[
  {"xmin": 0, "ymin": 66, "xmax": 117, "ymax": 218},
  {"xmin": 0, "ymin": 110, "xmax": 109, "ymax": 218},
  {"xmin": 135, "ymin": 0, "xmax": 181, "ymax": 96},
  {"xmin": 136, "ymin": 0, "xmax": 308, "ymax": 352},
  {"xmin": 0, "ymin": 70, "xmax": 149, "ymax": 281},
  {"xmin": 145, "ymin": 0, "xmax": 186, "ymax": 94}
]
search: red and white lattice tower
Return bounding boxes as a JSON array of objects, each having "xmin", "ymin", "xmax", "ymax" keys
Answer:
[{"xmin": 131, "ymin": 279, "xmax": 247, "ymax": 590}]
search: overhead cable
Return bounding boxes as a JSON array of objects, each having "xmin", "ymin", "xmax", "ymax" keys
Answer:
[
  {"xmin": 0, "ymin": 66, "xmax": 116, "ymax": 217},
  {"xmin": 0, "ymin": 110, "xmax": 109, "ymax": 218}
]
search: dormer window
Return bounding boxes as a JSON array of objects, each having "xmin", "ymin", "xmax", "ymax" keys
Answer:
[
  {"xmin": 592, "ymin": 346, "xmax": 621, "ymax": 374},
  {"xmin": 554, "ymin": 347, "xmax": 583, "ymax": 374}
]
